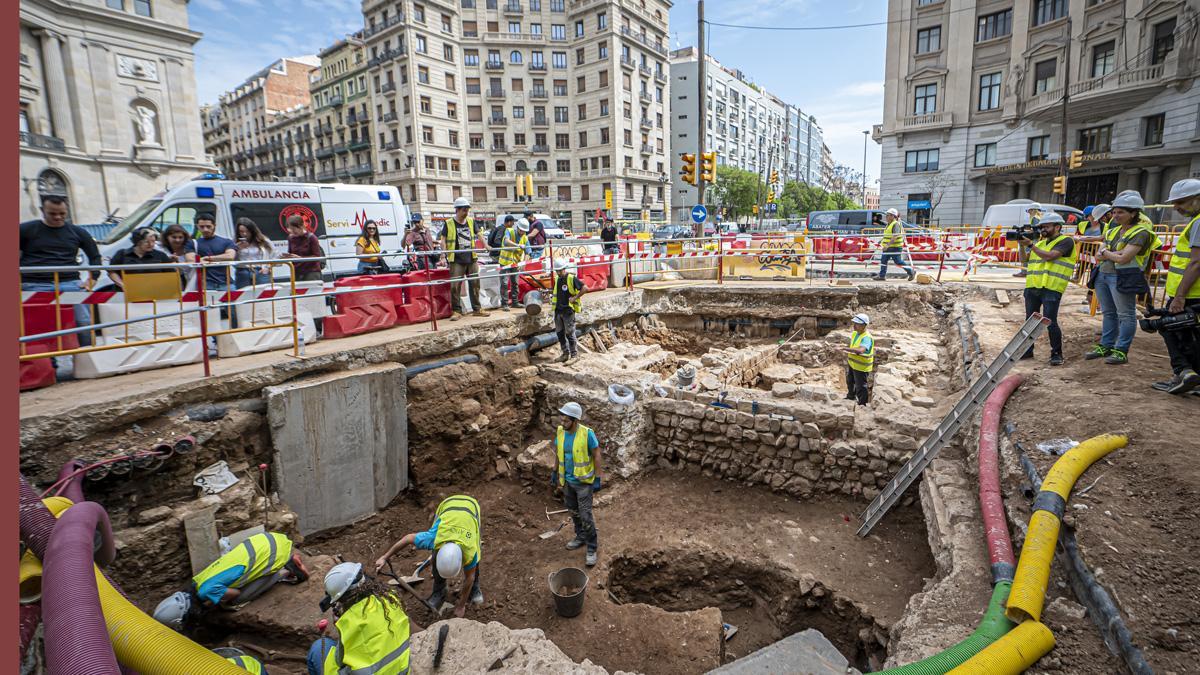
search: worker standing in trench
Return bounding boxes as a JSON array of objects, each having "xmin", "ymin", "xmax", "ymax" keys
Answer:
[
  {"xmin": 554, "ymin": 401, "xmax": 602, "ymax": 567},
  {"xmin": 843, "ymin": 313, "xmax": 875, "ymax": 406},
  {"xmin": 374, "ymin": 494, "xmax": 483, "ymax": 617},
  {"xmin": 152, "ymin": 531, "xmax": 309, "ymax": 631},
  {"xmin": 310, "ymin": 562, "xmax": 411, "ymax": 675},
  {"xmin": 552, "ymin": 258, "xmax": 587, "ymax": 363}
]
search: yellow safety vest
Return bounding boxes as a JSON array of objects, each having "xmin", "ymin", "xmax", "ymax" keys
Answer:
[
  {"xmin": 553, "ymin": 273, "xmax": 582, "ymax": 313},
  {"xmin": 432, "ymin": 495, "xmax": 481, "ymax": 568},
  {"xmin": 556, "ymin": 423, "xmax": 596, "ymax": 486},
  {"xmin": 881, "ymin": 220, "xmax": 904, "ymax": 249},
  {"xmin": 226, "ymin": 654, "xmax": 265, "ymax": 674},
  {"xmin": 847, "ymin": 331, "xmax": 875, "ymax": 373},
  {"xmin": 193, "ymin": 532, "xmax": 292, "ymax": 593},
  {"xmin": 1104, "ymin": 219, "xmax": 1159, "ymax": 270},
  {"xmin": 323, "ymin": 595, "xmax": 411, "ymax": 675},
  {"xmin": 498, "ymin": 228, "xmax": 529, "ymax": 267},
  {"xmin": 1166, "ymin": 214, "xmax": 1200, "ymax": 299},
  {"xmin": 1026, "ymin": 234, "xmax": 1078, "ymax": 294},
  {"xmin": 443, "ymin": 217, "xmax": 477, "ymax": 261}
]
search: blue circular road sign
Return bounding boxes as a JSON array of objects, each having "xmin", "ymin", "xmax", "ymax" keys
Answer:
[{"xmin": 691, "ymin": 204, "xmax": 708, "ymax": 224}]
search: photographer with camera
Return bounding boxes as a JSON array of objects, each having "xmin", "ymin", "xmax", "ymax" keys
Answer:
[
  {"xmin": 1018, "ymin": 212, "xmax": 1076, "ymax": 366},
  {"xmin": 1085, "ymin": 192, "xmax": 1157, "ymax": 365},
  {"xmin": 1149, "ymin": 179, "xmax": 1200, "ymax": 395}
]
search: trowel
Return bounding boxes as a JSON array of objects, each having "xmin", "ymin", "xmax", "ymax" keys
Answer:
[{"xmin": 539, "ymin": 521, "xmax": 567, "ymax": 540}]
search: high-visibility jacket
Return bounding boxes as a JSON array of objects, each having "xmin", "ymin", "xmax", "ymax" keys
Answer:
[
  {"xmin": 1104, "ymin": 219, "xmax": 1159, "ymax": 270},
  {"xmin": 432, "ymin": 495, "xmax": 481, "ymax": 568},
  {"xmin": 193, "ymin": 532, "xmax": 291, "ymax": 594},
  {"xmin": 553, "ymin": 272, "xmax": 583, "ymax": 313},
  {"xmin": 881, "ymin": 220, "xmax": 904, "ymax": 249},
  {"xmin": 1166, "ymin": 213, "xmax": 1200, "ymax": 299},
  {"xmin": 443, "ymin": 217, "xmax": 478, "ymax": 261},
  {"xmin": 323, "ymin": 596, "xmax": 411, "ymax": 675},
  {"xmin": 1026, "ymin": 234, "xmax": 1078, "ymax": 294},
  {"xmin": 226, "ymin": 654, "xmax": 265, "ymax": 674},
  {"xmin": 847, "ymin": 331, "xmax": 875, "ymax": 373},
  {"xmin": 498, "ymin": 227, "xmax": 529, "ymax": 267},
  {"xmin": 556, "ymin": 423, "xmax": 596, "ymax": 486}
]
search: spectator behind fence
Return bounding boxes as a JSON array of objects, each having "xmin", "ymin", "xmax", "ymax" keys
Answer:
[
  {"xmin": 108, "ymin": 228, "xmax": 173, "ymax": 291},
  {"xmin": 526, "ymin": 208, "xmax": 547, "ymax": 257},
  {"xmin": 1086, "ymin": 192, "xmax": 1158, "ymax": 366},
  {"xmin": 281, "ymin": 215, "xmax": 325, "ymax": 282},
  {"xmin": 404, "ymin": 212, "xmax": 438, "ymax": 270},
  {"xmin": 354, "ymin": 220, "xmax": 385, "ymax": 274},
  {"xmin": 195, "ymin": 213, "xmax": 237, "ymax": 291},
  {"xmin": 19, "ymin": 195, "xmax": 101, "ymax": 346},
  {"xmin": 161, "ymin": 223, "xmax": 197, "ymax": 290},
  {"xmin": 601, "ymin": 219, "xmax": 619, "ymax": 255},
  {"xmin": 438, "ymin": 197, "xmax": 488, "ymax": 320},
  {"xmin": 235, "ymin": 218, "xmax": 275, "ymax": 288},
  {"xmin": 1151, "ymin": 179, "xmax": 1200, "ymax": 395}
]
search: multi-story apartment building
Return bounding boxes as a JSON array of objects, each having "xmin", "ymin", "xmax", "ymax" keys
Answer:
[
  {"xmin": 784, "ymin": 106, "xmax": 824, "ymax": 186},
  {"xmin": 204, "ymin": 55, "xmax": 319, "ymax": 181},
  {"xmin": 265, "ymin": 104, "xmax": 317, "ymax": 182},
  {"xmin": 668, "ymin": 47, "xmax": 795, "ymax": 221},
  {"xmin": 819, "ymin": 142, "xmax": 834, "ymax": 190},
  {"xmin": 19, "ymin": 0, "xmax": 212, "ymax": 224},
  {"xmin": 877, "ymin": 0, "xmax": 1200, "ymax": 225},
  {"xmin": 362, "ymin": 0, "xmax": 672, "ymax": 231},
  {"xmin": 312, "ymin": 35, "xmax": 376, "ymax": 184}
]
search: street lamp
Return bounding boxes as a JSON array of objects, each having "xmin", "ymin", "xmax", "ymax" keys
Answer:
[{"xmin": 861, "ymin": 130, "xmax": 869, "ymax": 207}]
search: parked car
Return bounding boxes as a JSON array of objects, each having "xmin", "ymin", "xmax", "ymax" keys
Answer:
[
  {"xmin": 980, "ymin": 200, "xmax": 1084, "ymax": 235},
  {"xmin": 804, "ymin": 209, "xmax": 888, "ymax": 233},
  {"xmin": 652, "ymin": 224, "xmax": 694, "ymax": 241}
]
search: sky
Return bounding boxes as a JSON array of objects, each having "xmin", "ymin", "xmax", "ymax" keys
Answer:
[{"xmin": 189, "ymin": 0, "xmax": 885, "ymax": 184}]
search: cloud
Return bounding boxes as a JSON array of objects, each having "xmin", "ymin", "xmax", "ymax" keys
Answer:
[{"xmin": 834, "ymin": 81, "xmax": 884, "ymax": 98}]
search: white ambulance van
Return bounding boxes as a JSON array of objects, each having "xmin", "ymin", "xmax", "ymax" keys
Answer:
[{"xmin": 97, "ymin": 175, "xmax": 410, "ymax": 279}]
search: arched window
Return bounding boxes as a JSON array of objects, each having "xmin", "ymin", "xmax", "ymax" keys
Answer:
[
  {"xmin": 515, "ymin": 159, "xmax": 528, "ymax": 171},
  {"xmin": 36, "ymin": 169, "xmax": 72, "ymax": 220},
  {"xmin": 495, "ymin": 160, "xmax": 506, "ymax": 172},
  {"xmin": 509, "ymin": 50, "xmax": 523, "ymax": 64},
  {"xmin": 535, "ymin": 160, "xmax": 547, "ymax": 171}
]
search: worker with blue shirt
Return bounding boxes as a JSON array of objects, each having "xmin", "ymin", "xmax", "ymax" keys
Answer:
[
  {"xmin": 373, "ymin": 494, "xmax": 483, "ymax": 617},
  {"xmin": 844, "ymin": 313, "xmax": 875, "ymax": 406},
  {"xmin": 554, "ymin": 401, "xmax": 602, "ymax": 567},
  {"xmin": 152, "ymin": 532, "xmax": 309, "ymax": 631}
]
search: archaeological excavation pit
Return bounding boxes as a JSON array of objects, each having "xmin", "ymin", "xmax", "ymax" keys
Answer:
[{"xmin": 20, "ymin": 284, "xmax": 988, "ymax": 674}]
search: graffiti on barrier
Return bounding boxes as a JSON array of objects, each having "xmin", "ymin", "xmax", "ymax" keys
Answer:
[{"xmin": 756, "ymin": 239, "xmax": 805, "ymax": 272}]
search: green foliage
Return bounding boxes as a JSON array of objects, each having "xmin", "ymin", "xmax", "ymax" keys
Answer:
[
  {"xmin": 709, "ymin": 165, "xmax": 763, "ymax": 220},
  {"xmin": 776, "ymin": 181, "xmax": 861, "ymax": 218}
]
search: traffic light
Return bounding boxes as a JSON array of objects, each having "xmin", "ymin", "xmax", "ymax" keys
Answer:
[
  {"xmin": 770, "ymin": 170, "xmax": 779, "ymax": 185},
  {"xmin": 524, "ymin": 174, "xmax": 534, "ymax": 202},
  {"xmin": 1068, "ymin": 150, "xmax": 1084, "ymax": 170},
  {"xmin": 679, "ymin": 153, "xmax": 696, "ymax": 186},
  {"xmin": 766, "ymin": 190, "xmax": 775, "ymax": 204},
  {"xmin": 752, "ymin": 204, "xmax": 759, "ymax": 215},
  {"xmin": 1052, "ymin": 175, "xmax": 1067, "ymax": 195},
  {"xmin": 700, "ymin": 151, "xmax": 716, "ymax": 183}
]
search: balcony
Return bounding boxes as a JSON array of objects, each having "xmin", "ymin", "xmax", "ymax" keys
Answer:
[
  {"xmin": 639, "ymin": 117, "xmax": 652, "ymax": 130},
  {"xmin": 618, "ymin": 26, "xmax": 668, "ymax": 56},
  {"xmin": 531, "ymin": 115, "xmax": 549, "ymax": 127},
  {"xmin": 485, "ymin": 88, "xmax": 506, "ymax": 99},
  {"xmin": 529, "ymin": 87, "xmax": 548, "ymax": 100},
  {"xmin": 381, "ymin": 81, "xmax": 396, "ymax": 94},
  {"xmin": 349, "ymin": 138, "xmax": 371, "ymax": 151},
  {"xmin": 254, "ymin": 144, "xmax": 270, "ymax": 155},
  {"xmin": 640, "ymin": 143, "xmax": 654, "ymax": 155},
  {"xmin": 20, "ymin": 131, "xmax": 66, "ymax": 152},
  {"xmin": 317, "ymin": 170, "xmax": 337, "ymax": 182},
  {"xmin": 638, "ymin": 64, "xmax": 652, "ymax": 78},
  {"xmin": 897, "ymin": 111, "xmax": 953, "ymax": 131},
  {"xmin": 620, "ymin": 55, "xmax": 634, "ymax": 70},
  {"xmin": 529, "ymin": 62, "xmax": 547, "ymax": 72},
  {"xmin": 333, "ymin": 143, "xmax": 349, "ymax": 154},
  {"xmin": 654, "ymin": 70, "xmax": 667, "ymax": 84},
  {"xmin": 503, "ymin": 1, "xmax": 522, "ymax": 14},
  {"xmin": 381, "ymin": 140, "xmax": 401, "ymax": 151},
  {"xmin": 350, "ymin": 163, "xmax": 373, "ymax": 177},
  {"xmin": 363, "ymin": 13, "xmax": 404, "ymax": 38},
  {"xmin": 488, "ymin": 115, "xmax": 507, "ymax": 126},
  {"xmin": 484, "ymin": 60, "xmax": 504, "ymax": 71},
  {"xmin": 368, "ymin": 47, "xmax": 406, "ymax": 68},
  {"xmin": 1026, "ymin": 63, "xmax": 1170, "ymax": 123},
  {"xmin": 484, "ymin": 31, "xmax": 546, "ymax": 43},
  {"xmin": 531, "ymin": 144, "xmax": 549, "ymax": 154},
  {"xmin": 319, "ymin": 122, "xmax": 334, "ymax": 135},
  {"xmin": 315, "ymin": 146, "xmax": 335, "ymax": 159},
  {"xmin": 380, "ymin": 111, "xmax": 398, "ymax": 123},
  {"xmin": 638, "ymin": 91, "xmax": 652, "ymax": 104},
  {"xmin": 329, "ymin": 95, "xmax": 344, "ymax": 107},
  {"xmin": 491, "ymin": 143, "xmax": 508, "ymax": 152}
]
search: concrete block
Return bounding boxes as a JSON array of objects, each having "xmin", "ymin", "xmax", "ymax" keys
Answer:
[
  {"xmin": 709, "ymin": 629, "xmax": 859, "ymax": 675},
  {"xmin": 183, "ymin": 505, "xmax": 220, "ymax": 575},
  {"xmin": 266, "ymin": 363, "xmax": 409, "ymax": 535}
]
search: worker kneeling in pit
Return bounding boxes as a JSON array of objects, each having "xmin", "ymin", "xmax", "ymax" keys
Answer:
[
  {"xmin": 214, "ymin": 647, "xmax": 268, "ymax": 674},
  {"xmin": 374, "ymin": 494, "xmax": 483, "ymax": 617},
  {"xmin": 308, "ymin": 562, "xmax": 411, "ymax": 675},
  {"xmin": 152, "ymin": 531, "xmax": 309, "ymax": 631},
  {"xmin": 844, "ymin": 313, "xmax": 875, "ymax": 406}
]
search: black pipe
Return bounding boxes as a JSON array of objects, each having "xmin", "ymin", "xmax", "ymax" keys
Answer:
[
  {"xmin": 497, "ymin": 332, "xmax": 559, "ymax": 355},
  {"xmin": 405, "ymin": 354, "xmax": 481, "ymax": 376}
]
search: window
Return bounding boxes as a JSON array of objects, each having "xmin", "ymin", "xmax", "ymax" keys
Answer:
[
  {"xmin": 581, "ymin": 185, "xmax": 590, "ymax": 200},
  {"xmin": 1033, "ymin": 59, "xmax": 1056, "ymax": 94},
  {"xmin": 558, "ymin": 186, "xmax": 572, "ymax": 201},
  {"xmin": 418, "ymin": 66, "xmax": 430, "ymax": 83},
  {"xmin": 551, "ymin": 24, "xmax": 565, "ymax": 40},
  {"xmin": 465, "ymin": 49, "xmax": 479, "ymax": 65},
  {"xmin": 444, "ymin": 44, "xmax": 455, "ymax": 61},
  {"xmin": 513, "ymin": 133, "xmax": 526, "ymax": 146},
  {"xmin": 577, "ymin": 103, "xmax": 586, "ymax": 120},
  {"xmin": 905, "ymin": 149, "xmax": 939, "ymax": 172},
  {"xmin": 598, "ymin": 43, "xmax": 608, "ymax": 59},
  {"xmin": 576, "ymin": 76, "xmax": 586, "ymax": 92},
  {"xmin": 106, "ymin": 0, "xmax": 123, "ymax": 8},
  {"xmin": 427, "ymin": 184, "xmax": 438, "ymax": 201},
  {"xmin": 508, "ymin": 21, "xmax": 521, "ymax": 33},
  {"xmin": 530, "ymin": 51, "xmax": 544, "ymax": 67},
  {"xmin": 916, "ymin": 26, "xmax": 941, "ymax": 53},
  {"xmin": 599, "ymin": 70, "xmax": 608, "ymax": 87},
  {"xmin": 468, "ymin": 105, "xmax": 482, "ymax": 121},
  {"xmin": 1091, "ymin": 41, "xmax": 1115, "ymax": 78},
  {"xmin": 530, "ymin": 23, "xmax": 542, "ymax": 35},
  {"xmin": 415, "ymin": 35, "xmax": 427, "ymax": 53},
  {"xmin": 1027, "ymin": 135, "xmax": 1050, "ymax": 160},
  {"xmin": 599, "ymin": 98, "xmax": 609, "ymax": 116},
  {"xmin": 974, "ymin": 143, "xmax": 996, "ymax": 167},
  {"xmin": 443, "ymin": 14, "xmax": 453, "ymax": 32},
  {"xmin": 470, "ymin": 134, "xmax": 484, "ymax": 149},
  {"xmin": 423, "ymin": 126, "xmax": 434, "ymax": 142},
  {"xmin": 550, "ymin": 0, "xmax": 563, "ymax": 10},
  {"xmin": 463, "ymin": 21, "xmax": 478, "ymax": 36},
  {"xmin": 1032, "ymin": 0, "xmax": 1066, "ymax": 26},
  {"xmin": 496, "ymin": 186, "xmax": 508, "ymax": 199},
  {"xmin": 133, "ymin": 0, "xmax": 151, "ymax": 16},
  {"xmin": 447, "ymin": 102, "xmax": 458, "ymax": 119},
  {"xmin": 510, "ymin": 50, "xmax": 523, "ymax": 64},
  {"xmin": 554, "ymin": 106, "xmax": 568, "ymax": 122},
  {"xmin": 1143, "ymin": 113, "xmax": 1165, "ymax": 146},
  {"xmin": 553, "ymin": 80, "xmax": 567, "ymax": 96},
  {"xmin": 448, "ymin": 130, "xmax": 459, "ymax": 146},
  {"xmin": 597, "ymin": 12, "xmax": 607, "ymax": 29},
  {"xmin": 419, "ymin": 96, "xmax": 432, "ymax": 114},
  {"xmin": 913, "ymin": 83, "xmax": 937, "ymax": 114},
  {"xmin": 978, "ymin": 72, "xmax": 1002, "ymax": 110},
  {"xmin": 552, "ymin": 52, "xmax": 567, "ymax": 69},
  {"xmin": 976, "ymin": 9, "xmax": 1012, "ymax": 41},
  {"xmin": 557, "ymin": 160, "xmax": 570, "ymax": 172},
  {"xmin": 473, "ymin": 186, "xmax": 487, "ymax": 201},
  {"xmin": 1152, "ymin": 19, "xmax": 1177, "ymax": 65},
  {"xmin": 513, "ymin": 105, "xmax": 525, "ymax": 118},
  {"xmin": 1077, "ymin": 125, "xmax": 1112, "ymax": 153},
  {"xmin": 445, "ymin": 73, "xmax": 456, "ymax": 90},
  {"xmin": 575, "ymin": 20, "xmax": 584, "ymax": 37},
  {"xmin": 555, "ymin": 133, "xmax": 570, "ymax": 149},
  {"xmin": 578, "ymin": 131, "xmax": 588, "ymax": 147},
  {"xmin": 414, "ymin": 4, "xmax": 425, "ymax": 21}
]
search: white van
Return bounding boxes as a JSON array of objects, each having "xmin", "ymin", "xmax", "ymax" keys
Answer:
[
  {"xmin": 97, "ymin": 176, "xmax": 410, "ymax": 279},
  {"xmin": 980, "ymin": 199, "xmax": 1085, "ymax": 235}
]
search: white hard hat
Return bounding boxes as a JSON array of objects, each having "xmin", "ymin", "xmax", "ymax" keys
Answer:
[
  {"xmin": 436, "ymin": 543, "xmax": 463, "ymax": 579},
  {"xmin": 1112, "ymin": 192, "xmax": 1145, "ymax": 210},
  {"xmin": 559, "ymin": 401, "xmax": 583, "ymax": 419},
  {"xmin": 1037, "ymin": 212, "xmax": 1065, "ymax": 225},
  {"xmin": 553, "ymin": 258, "xmax": 570, "ymax": 272},
  {"xmin": 152, "ymin": 591, "xmax": 193, "ymax": 630},
  {"xmin": 1167, "ymin": 178, "xmax": 1200, "ymax": 203},
  {"xmin": 218, "ymin": 537, "xmax": 233, "ymax": 555},
  {"xmin": 320, "ymin": 562, "xmax": 363, "ymax": 612},
  {"xmin": 885, "ymin": 208, "xmax": 899, "ymax": 217},
  {"xmin": 517, "ymin": 218, "xmax": 530, "ymax": 231},
  {"xmin": 453, "ymin": 197, "xmax": 471, "ymax": 209},
  {"xmin": 1091, "ymin": 203, "xmax": 1111, "ymax": 220},
  {"xmin": 851, "ymin": 313, "xmax": 870, "ymax": 325}
]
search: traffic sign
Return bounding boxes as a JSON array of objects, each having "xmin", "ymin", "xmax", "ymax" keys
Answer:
[
  {"xmin": 691, "ymin": 204, "xmax": 708, "ymax": 224},
  {"xmin": 604, "ymin": 189, "xmax": 613, "ymax": 210}
]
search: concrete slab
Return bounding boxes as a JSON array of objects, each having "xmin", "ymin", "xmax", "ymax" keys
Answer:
[
  {"xmin": 183, "ymin": 505, "xmax": 220, "ymax": 575},
  {"xmin": 707, "ymin": 629, "xmax": 860, "ymax": 675},
  {"xmin": 265, "ymin": 363, "xmax": 408, "ymax": 535}
]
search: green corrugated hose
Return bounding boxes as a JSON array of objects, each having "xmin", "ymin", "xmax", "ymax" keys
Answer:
[{"xmin": 878, "ymin": 582, "xmax": 1016, "ymax": 674}]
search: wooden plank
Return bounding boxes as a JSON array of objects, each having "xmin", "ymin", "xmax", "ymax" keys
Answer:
[
  {"xmin": 183, "ymin": 505, "xmax": 221, "ymax": 575},
  {"xmin": 994, "ymin": 289, "xmax": 1010, "ymax": 306}
]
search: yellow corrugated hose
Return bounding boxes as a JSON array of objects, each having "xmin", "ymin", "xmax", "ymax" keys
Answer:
[
  {"xmin": 40, "ymin": 498, "xmax": 245, "ymax": 674},
  {"xmin": 947, "ymin": 433, "xmax": 1127, "ymax": 674}
]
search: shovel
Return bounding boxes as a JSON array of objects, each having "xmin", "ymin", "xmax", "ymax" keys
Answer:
[
  {"xmin": 539, "ymin": 521, "xmax": 567, "ymax": 540},
  {"xmin": 381, "ymin": 561, "xmax": 441, "ymax": 615},
  {"xmin": 401, "ymin": 557, "xmax": 432, "ymax": 585}
]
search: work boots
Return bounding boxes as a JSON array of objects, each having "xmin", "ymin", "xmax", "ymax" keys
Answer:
[
  {"xmin": 428, "ymin": 578, "xmax": 447, "ymax": 611},
  {"xmin": 906, "ymin": 268, "xmax": 916, "ymax": 281}
]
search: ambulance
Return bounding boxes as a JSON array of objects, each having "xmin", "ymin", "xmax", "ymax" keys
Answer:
[{"xmin": 97, "ymin": 174, "xmax": 411, "ymax": 279}]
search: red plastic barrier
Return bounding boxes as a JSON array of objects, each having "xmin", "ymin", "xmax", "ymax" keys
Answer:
[
  {"xmin": 395, "ymin": 269, "xmax": 453, "ymax": 325},
  {"xmin": 516, "ymin": 259, "xmax": 547, "ymax": 299},
  {"xmin": 22, "ymin": 304, "xmax": 80, "ymax": 351},
  {"xmin": 576, "ymin": 258, "xmax": 610, "ymax": 291},
  {"xmin": 19, "ymin": 343, "xmax": 56, "ymax": 391},
  {"xmin": 322, "ymin": 289, "xmax": 399, "ymax": 338},
  {"xmin": 334, "ymin": 274, "xmax": 406, "ymax": 313}
]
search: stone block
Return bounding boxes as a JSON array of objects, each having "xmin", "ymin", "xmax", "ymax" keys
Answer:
[
  {"xmin": 654, "ymin": 413, "xmax": 672, "ymax": 427},
  {"xmin": 754, "ymin": 416, "xmax": 772, "ymax": 432},
  {"xmin": 743, "ymin": 430, "xmax": 758, "ymax": 443},
  {"xmin": 726, "ymin": 426, "xmax": 743, "ymax": 440},
  {"xmin": 136, "ymin": 505, "xmax": 173, "ymax": 525},
  {"xmin": 786, "ymin": 435, "xmax": 799, "ymax": 449},
  {"xmin": 680, "ymin": 417, "xmax": 701, "ymax": 432},
  {"xmin": 911, "ymin": 396, "xmax": 936, "ymax": 408},
  {"xmin": 830, "ymin": 442, "xmax": 855, "ymax": 458},
  {"xmin": 771, "ymin": 382, "xmax": 799, "ymax": 398}
]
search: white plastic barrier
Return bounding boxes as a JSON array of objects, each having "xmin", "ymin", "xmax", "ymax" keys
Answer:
[
  {"xmin": 216, "ymin": 298, "xmax": 317, "ymax": 358},
  {"xmin": 477, "ymin": 263, "xmax": 502, "ymax": 310},
  {"xmin": 74, "ymin": 301, "xmax": 219, "ymax": 378},
  {"xmin": 292, "ymin": 280, "xmax": 332, "ymax": 319}
]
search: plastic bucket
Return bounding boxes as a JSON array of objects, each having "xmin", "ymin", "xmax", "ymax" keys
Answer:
[
  {"xmin": 548, "ymin": 567, "xmax": 589, "ymax": 617},
  {"xmin": 523, "ymin": 290, "xmax": 544, "ymax": 316}
]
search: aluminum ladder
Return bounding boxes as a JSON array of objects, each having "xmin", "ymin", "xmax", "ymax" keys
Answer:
[{"xmin": 857, "ymin": 312, "xmax": 1050, "ymax": 537}]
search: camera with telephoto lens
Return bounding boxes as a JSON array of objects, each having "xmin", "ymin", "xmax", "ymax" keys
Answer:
[
  {"xmin": 1139, "ymin": 307, "xmax": 1200, "ymax": 334},
  {"xmin": 1005, "ymin": 224, "xmax": 1038, "ymax": 241}
]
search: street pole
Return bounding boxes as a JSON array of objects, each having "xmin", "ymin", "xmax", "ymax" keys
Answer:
[
  {"xmin": 757, "ymin": 147, "xmax": 773, "ymax": 229},
  {"xmin": 1059, "ymin": 17, "xmax": 1072, "ymax": 204},
  {"xmin": 861, "ymin": 130, "xmax": 869, "ymax": 207},
  {"xmin": 695, "ymin": 0, "xmax": 707, "ymax": 236}
]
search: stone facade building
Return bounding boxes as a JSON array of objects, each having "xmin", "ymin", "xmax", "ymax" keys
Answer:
[
  {"xmin": 19, "ymin": 0, "xmax": 212, "ymax": 225},
  {"xmin": 312, "ymin": 36, "xmax": 375, "ymax": 184},
  {"xmin": 877, "ymin": 0, "xmax": 1200, "ymax": 224}
]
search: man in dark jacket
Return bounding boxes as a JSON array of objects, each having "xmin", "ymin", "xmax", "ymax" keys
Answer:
[{"xmin": 19, "ymin": 195, "xmax": 100, "ymax": 345}]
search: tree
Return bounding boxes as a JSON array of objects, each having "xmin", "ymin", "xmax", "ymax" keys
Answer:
[
  {"xmin": 709, "ymin": 165, "xmax": 763, "ymax": 221},
  {"xmin": 777, "ymin": 180, "xmax": 860, "ymax": 218}
]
